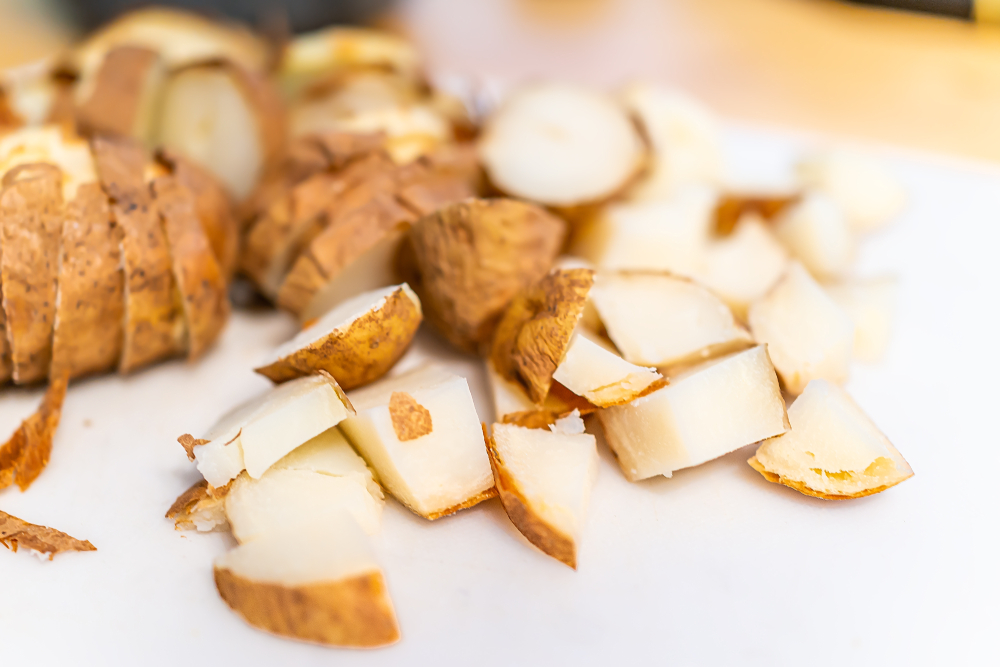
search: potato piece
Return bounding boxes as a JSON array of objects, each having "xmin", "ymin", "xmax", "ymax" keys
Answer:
[
  {"xmin": 0, "ymin": 126, "xmax": 97, "ymax": 200},
  {"xmin": 0, "ymin": 371, "xmax": 68, "ymax": 492},
  {"xmin": 797, "ymin": 149, "xmax": 905, "ymax": 233},
  {"xmin": 552, "ymin": 330, "xmax": 664, "ymax": 407},
  {"xmin": 489, "ymin": 268, "xmax": 594, "ymax": 404},
  {"xmin": 0, "ymin": 298, "xmax": 10, "ymax": 384},
  {"xmin": 50, "ymin": 182, "xmax": 124, "ymax": 379},
  {"xmin": 0, "ymin": 163, "xmax": 63, "ymax": 383},
  {"xmin": 772, "ymin": 193, "xmax": 854, "ymax": 280},
  {"xmin": 0, "ymin": 509, "xmax": 95, "ymax": 559},
  {"xmin": 619, "ymin": 83, "xmax": 723, "ymax": 200},
  {"xmin": 92, "ymin": 137, "xmax": 185, "ymax": 372},
  {"xmin": 748, "ymin": 262, "xmax": 853, "ymax": 394},
  {"xmin": 339, "ymin": 364, "xmax": 495, "ymax": 519},
  {"xmin": 257, "ymin": 284, "xmax": 421, "ymax": 389},
  {"xmin": 749, "ymin": 379, "xmax": 913, "ymax": 499},
  {"xmin": 74, "ymin": 45, "xmax": 165, "ymax": 144},
  {"xmin": 0, "ymin": 61, "xmax": 60, "ymax": 128},
  {"xmin": 712, "ymin": 193, "xmax": 798, "ymax": 236},
  {"xmin": 598, "ymin": 345, "xmax": 788, "ymax": 482},
  {"xmin": 403, "ymin": 198, "xmax": 566, "ymax": 352},
  {"xmin": 570, "ymin": 188, "xmax": 715, "ymax": 276},
  {"xmin": 487, "ymin": 415, "xmax": 598, "ymax": 569},
  {"xmin": 485, "ymin": 360, "xmax": 596, "ymax": 428},
  {"xmin": 698, "ymin": 215, "xmax": 789, "ymax": 320},
  {"xmin": 274, "ymin": 426, "xmax": 381, "ymax": 499},
  {"xmin": 479, "ymin": 82, "xmax": 645, "ymax": 207},
  {"xmin": 824, "ymin": 277, "xmax": 898, "ymax": 364},
  {"xmin": 189, "ymin": 373, "xmax": 355, "ymax": 487},
  {"xmin": 157, "ymin": 61, "xmax": 286, "ymax": 201},
  {"xmin": 589, "ymin": 271, "xmax": 752, "ymax": 369},
  {"xmin": 152, "ymin": 174, "xmax": 229, "ymax": 360},
  {"xmin": 214, "ymin": 515, "xmax": 399, "ymax": 648},
  {"xmin": 166, "ymin": 479, "xmax": 230, "ymax": 532}
]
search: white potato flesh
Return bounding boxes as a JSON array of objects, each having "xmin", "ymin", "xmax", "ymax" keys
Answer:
[
  {"xmin": 478, "ymin": 82, "xmax": 644, "ymax": 206},
  {"xmin": 492, "ymin": 422, "xmax": 598, "ymax": 542},
  {"xmin": 215, "ymin": 513, "xmax": 379, "ymax": 587},
  {"xmin": 1, "ymin": 60, "xmax": 60, "ymax": 126},
  {"xmin": 486, "ymin": 360, "xmax": 537, "ymax": 422},
  {"xmin": 824, "ymin": 277, "xmax": 898, "ymax": 364},
  {"xmin": 754, "ymin": 379, "xmax": 912, "ymax": 497},
  {"xmin": 619, "ymin": 82, "xmax": 723, "ymax": 200},
  {"xmin": 570, "ymin": 187, "xmax": 714, "ymax": 276},
  {"xmin": 552, "ymin": 330, "xmax": 662, "ymax": 407},
  {"xmin": 699, "ymin": 215, "xmax": 789, "ymax": 319},
  {"xmin": 274, "ymin": 427, "xmax": 382, "ymax": 500},
  {"xmin": 797, "ymin": 149, "xmax": 905, "ymax": 233},
  {"xmin": 748, "ymin": 262, "xmax": 853, "ymax": 394},
  {"xmin": 194, "ymin": 374, "xmax": 354, "ymax": 486},
  {"xmin": 598, "ymin": 345, "xmax": 788, "ymax": 481},
  {"xmin": 590, "ymin": 272, "xmax": 752, "ymax": 368},
  {"xmin": 340, "ymin": 364, "xmax": 494, "ymax": 518},
  {"xmin": 158, "ymin": 67, "xmax": 262, "ymax": 200},
  {"xmin": 225, "ymin": 469, "xmax": 383, "ymax": 544},
  {"xmin": 773, "ymin": 193, "xmax": 855, "ymax": 280},
  {"xmin": 0, "ymin": 126, "xmax": 97, "ymax": 200}
]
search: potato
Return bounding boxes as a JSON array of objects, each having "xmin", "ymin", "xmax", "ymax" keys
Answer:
[
  {"xmin": 772, "ymin": 193, "xmax": 855, "ymax": 280},
  {"xmin": 256, "ymin": 284, "xmax": 421, "ymax": 389},
  {"xmin": 0, "ymin": 126, "xmax": 96, "ymax": 201},
  {"xmin": 0, "ymin": 508, "xmax": 95, "ymax": 560},
  {"xmin": 551, "ymin": 330, "xmax": 664, "ymax": 408},
  {"xmin": 0, "ymin": 371, "xmax": 68, "ymax": 492},
  {"xmin": 402, "ymin": 198, "xmax": 566, "ymax": 352},
  {"xmin": 74, "ymin": 45, "xmax": 165, "ymax": 144},
  {"xmin": 165, "ymin": 479, "xmax": 230, "ymax": 532}
]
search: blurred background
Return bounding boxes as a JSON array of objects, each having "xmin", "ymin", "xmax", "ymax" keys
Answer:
[{"xmin": 3, "ymin": 0, "xmax": 999, "ymax": 161}]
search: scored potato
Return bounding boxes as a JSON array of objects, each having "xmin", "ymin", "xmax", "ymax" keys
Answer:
[
  {"xmin": 797, "ymin": 149, "xmax": 905, "ymax": 233},
  {"xmin": 339, "ymin": 364, "xmax": 495, "ymax": 520},
  {"xmin": 402, "ymin": 198, "xmax": 567, "ymax": 352},
  {"xmin": 479, "ymin": 82, "xmax": 645, "ymax": 207},
  {"xmin": 256, "ymin": 284, "xmax": 422, "ymax": 389},
  {"xmin": 487, "ymin": 414, "xmax": 598, "ymax": 569},
  {"xmin": 824, "ymin": 276, "xmax": 898, "ymax": 364},
  {"xmin": 74, "ymin": 45, "xmax": 166, "ymax": 144},
  {"xmin": 214, "ymin": 514, "xmax": 399, "ymax": 648},
  {"xmin": 750, "ymin": 379, "xmax": 913, "ymax": 499},
  {"xmin": 772, "ymin": 193, "xmax": 854, "ymax": 280},
  {"xmin": 748, "ymin": 262, "xmax": 854, "ymax": 394},
  {"xmin": 0, "ymin": 125, "xmax": 97, "ymax": 200},
  {"xmin": 589, "ymin": 271, "xmax": 753, "ymax": 369},
  {"xmin": 551, "ymin": 330, "xmax": 664, "ymax": 407},
  {"xmin": 599, "ymin": 345, "xmax": 788, "ymax": 482}
]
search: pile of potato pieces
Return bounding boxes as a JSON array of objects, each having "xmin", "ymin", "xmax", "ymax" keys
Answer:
[{"xmin": 166, "ymin": 74, "xmax": 913, "ymax": 651}]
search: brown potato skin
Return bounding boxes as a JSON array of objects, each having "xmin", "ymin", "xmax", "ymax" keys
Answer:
[
  {"xmin": 0, "ymin": 508, "xmax": 95, "ymax": 559},
  {"xmin": 403, "ymin": 199, "xmax": 567, "ymax": 353},
  {"xmin": 423, "ymin": 486, "xmax": 498, "ymax": 521},
  {"xmin": 0, "ymin": 163, "xmax": 64, "ymax": 384},
  {"xmin": 214, "ymin": 568, "xmax": 400, "ymax": 648},
  {"xmin": 75, "ymin": 45, "xmax": 161, "ymax": 140},
  {"xmin": 747, "ymin": 455, "xmax": 913, "ymax": 500},
  {"xmin": 255, "ymin": 285, "xmax": 421, "ymax": 389},
  {"xmin": 50, "ymin": 182, "xmax": 125, "ymax": 379},
  {"xmin": 0, "ymin": 371, "xmax": 68, "ymax": 492},
  {"xmin": 0, "ymin": 291, "xmax": 10, "ymax": 384}
]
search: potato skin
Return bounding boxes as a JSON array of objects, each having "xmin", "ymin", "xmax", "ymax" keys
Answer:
[
  {"xmin": 0, "ymin": 163, "xmax": 64, "ymax": 384},
  {"xmin": 747, "ymin": 455, "xmax": 912, "ymax": 500},
  {"xmin": 255, "ymin": 285, "xmax": 421, "ymax": 389},
  {"xmin": 75, "ymin": 45, "xmax": 162, "ymax": 141},
  {"xmin": 214, "ymin": 567, "xmax": 400, "ymax": 648},
  {"xmin": 402, "ymin": 198, "xmax": 567, "ymax": 353}
]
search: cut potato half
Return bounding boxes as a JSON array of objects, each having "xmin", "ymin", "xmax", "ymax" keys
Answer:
[
  {"xmin": 797, "ymin": 149, "xmax": 905, "ymax": 233},
  {"xmin": 214, "ymin": 515, "xmax": 399, "ymax": 648},
  {"xmin": 590, "ymin": 271, "xmax": 752, "ymax": 368},
  {"xmin": 824, "ymin": 277, "xmax": 898, "ymax": 364},
  {"xmin": 552, "ymin": 330, "xmax": 664, "ymax": 407},
  {"xmin": 748, "ymin": 262, "xmax": 853, "ymax": 394},
  {"xmin": 339, "ymin": 364, "xmax": 495, "ymax": 519},
  {"xmin": 190, "ymin": 373, "xmax": 355, "ymax": 487},
  {"xmin": 479, "ymin": 82, "xmax": 645, "ymax": 207},
  {"xmin": 750, "ymin": 379, "xmax": 912, "ymax": 499},
  {"xmin": 74, "ymin": 45, "xmax": 165, "ymax": 144},
  {"xmin": 487, "ymin": 417, "xmax": 598, "ymax": 569},
  {"xmin": 256, "ymin": 284, "xmax": 422, "ymax": 389},
  {"xmin": 773, "ymin": 193, "xmax": 854, "ymax": 280},
  {"xmin": 598, "ymin": 345, "xmax": 788, "ymax": 482}
]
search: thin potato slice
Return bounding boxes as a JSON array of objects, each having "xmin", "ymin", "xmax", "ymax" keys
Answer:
[
  {"xmin": 0, "ymin": 509, "xmax": 95, "ymax": 559},
  {"xmin": 74, "ymin": 45, "xmax": 165, "ymax": 144},
  {"xmin": 0, "ymin": 372, "xmax": 68, "ymax": 491},
  {"xmin": 50, "ymin": 182, "xmax": 124, "ymax": 379},
  {"xmin": 256, "ymin": 284, "xmax": 422, "ymax": 389},
  {"xmin": 750, "ymin": 379, "xmax": 913, "ymax": 499}
]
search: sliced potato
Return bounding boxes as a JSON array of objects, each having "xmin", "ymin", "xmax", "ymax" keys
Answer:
[
  {"xmin": 189, "ymin": 373, "xmax": 355, "ymax": 487},
  {"xmin": 50, "ymin": 182, "xmax": 124, "ymax": 379},
  {"xmin": 214, "ymin": 515, "xmax": 399, "ymax": 648},
  {"xmin": 552, "ymin": 330, "xmax": 664, "ymax": 407},
  {"xmin": 589, "ymin": 271, "xmax": 752, "ymax": 369},
  {"xmin": 403, "ymin": 198, "xmax": 566, "ymax": 352},
  {"xmin": 797, "ymin": 149, "xmax": 905, "ymax": 233},
  {"xmin": 0, "ymin": 125, "xmax": 97, "ymax": 200},
  {"xmin": 339, "ymin": 364, "xmax": 495, "ymax": 519},
  {"xmin": 256, "ymin": 284, "xmax": 422, "ymax": 389},
  {"xmin": 748, "ymin": 262, "xmax": 853, "ymax": 394},
  {"xmin": 598, "ymin": 345, "xmax": 788, "ymax": 482},
  {"xmin": 773, "ymin": 193, "xmax": 854, "ymax": 280},
  {"xmin": 824, "ymin": 277, "xmax": 898, "ymax": 364},
  {"xmin": 479, "ymin": 82, "xmax": 645, "ymax": 207},
  {"xmin": 74, "ymin": 45, "xmax": 165, "ymax": 144},
  {"xmin": 487, "ymin": 415, "xmax": 598, "ymax": 569},
  {"xmin": 750, "ymin": 379, "xmax": 912, "ymax": 499}
]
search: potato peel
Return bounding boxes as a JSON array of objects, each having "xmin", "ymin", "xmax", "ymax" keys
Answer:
[
  {"xmin": 75, "ymin": 45, "xmax": 163, "ymax": 142},
  {"xmin": 0, "ymin": 509, "xmax": 95, "ymax": 559},
  {"xmin": 166, "ymin": 479, "xmax": 230, "ymax": 531},
  {"xmin": 0, "ymin": 372, "xmax": 69, "ymax": 491},
  {"xmin": 388, "ymin": 391, "xmax": 433, "ymax": 441}
]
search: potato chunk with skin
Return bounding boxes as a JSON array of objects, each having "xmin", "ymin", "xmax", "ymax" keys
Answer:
[
  {"xmin": 772, "ymin": 193, "xmax": 854, "ymax": 280},
  {"xmin": 797, "ymin": 149, "xmax": 905, "ymax": 233},
  {"xmin": 598, "ymin": 345, "xmax": 788, "ymax": 482},
  {"xmin": 590, "ymin": 271, "xmax": 752, "ymax": 368},
  {"xmin": 824, "ymin": 277, "xmax": 898, "ymax": 364},
  {"xmin": 552, "ymin": 330, "xmax": 663, "ymax": 408},
  {"xmin": 339, "ymin": 364, "xmax": 495, "ymax": 519},
  {"xmin": 488, "ymin": 415, "xmax": 599, "ymax": 569},
  {"xmin": 214, "ymin": 515, "xmax": 399, "ymax": 648},
  {"xmin": 748, "ymin": 262, "xmax": 853, "ymax": 394},
  {"xmin": 749, "ymin": 379, "xmax": 913, "ymax": 499}
]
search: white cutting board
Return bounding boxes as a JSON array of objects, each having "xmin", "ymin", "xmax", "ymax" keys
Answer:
[{"xmin": 1, "ymin": 124, "xmax": 996, "ymax": 666}]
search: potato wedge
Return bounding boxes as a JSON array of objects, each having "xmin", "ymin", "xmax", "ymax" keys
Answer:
[
  {"xmin": 256, "ymin": 284, "xmax": 421, "ymax": 389},
  {"xmin": 74, "ymin": 45, "xmax": 165, "ymax": 144},
  {"xmin": 552, "ymin": 330, "xmax": 664, "ymax": 407}
]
